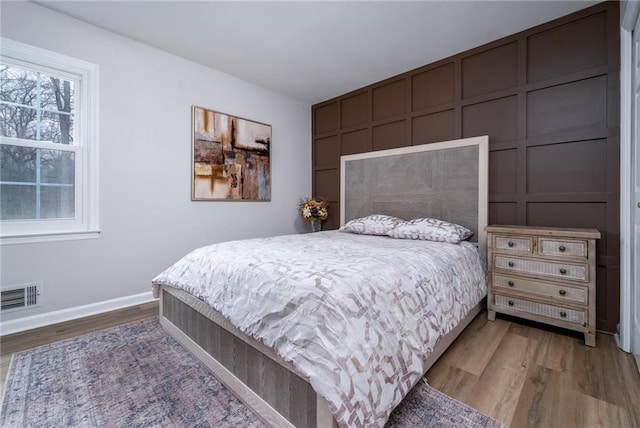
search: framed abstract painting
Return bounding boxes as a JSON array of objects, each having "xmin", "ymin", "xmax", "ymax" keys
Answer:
[{"xmin": 191, "ymin": 105, "xmax": 271, "ymax": 201}]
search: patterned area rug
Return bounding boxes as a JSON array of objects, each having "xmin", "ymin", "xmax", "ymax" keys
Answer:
[{"xmin": 1, "ymin": 317, "xmax": 502, "ymax": 428}]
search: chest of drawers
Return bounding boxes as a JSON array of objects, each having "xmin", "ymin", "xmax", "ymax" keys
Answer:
[{"xmin": 485, "ymin": 225, "xmax": 600, "ymax": 347}]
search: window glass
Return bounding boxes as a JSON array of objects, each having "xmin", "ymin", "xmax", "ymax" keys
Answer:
[
  {"xmin": 1, "ymin": 64, "xmax": 77, "ymax": 221},
  {"xmin": 1, "ymin": 184, "xmax": 36, "ymax": 220},
  {"xmin": 0, "ymin": 104, "xmax": 38, "ymax": 140},
  {"xmin": 0, "ymin": 144, "xmax": 36, "ymax": 182},
  {"xmin": 0, "ymin": 66, "xmax": 38, "ymax": 106},
  {"xmin": 40, "ymin": 149, "xmax": 74, "ymax": 184},
  {"xmin": 41, "ymin": 110, "xmax": 74, "ymax": 144},
  {"xmin": 40, "ymin": 185, "xmax": 74, "ymax": 219}
]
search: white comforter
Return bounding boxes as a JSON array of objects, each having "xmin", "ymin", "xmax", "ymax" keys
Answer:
[{"xmin": 152, "ymin": 231, "xmax": 486, "ymax": 427}]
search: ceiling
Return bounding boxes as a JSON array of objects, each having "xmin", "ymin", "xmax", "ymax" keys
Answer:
[{"xmin": 34, "ymin": 1, "xmax": 601, "ymax": 104}]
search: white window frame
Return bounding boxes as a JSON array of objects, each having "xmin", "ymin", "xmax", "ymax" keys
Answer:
[{"xmin": 1, "ymin": 38, "xmax": 99, "ymax": 245}]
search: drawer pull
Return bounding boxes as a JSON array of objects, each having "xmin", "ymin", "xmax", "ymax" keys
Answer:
[
  {"xmin": 508, "ymin": 241, "xmax": 514, "ymax": 247},
  {"xmin": 560, "ymin": 311, "xmax": 567, "ymax": 318},
  {"xmin": 559, "ymin": 268, "xmax": 567, "ymax": 275},
  {"xmin": 559, "ymin": 289, "xmax": 567, "ymax": 296},
  {"xmin": 508, "ymin": 261, "xmax": 515, "ymax": 267},
  {"xmin": 508, "ymin": 281, "xmax": 514, "ymax": 287},
  {"xmin": 559, "ymin": 245, "xmax": 566, "ymax": 252},
  {"xmin": 508, "ymin": 300, "xmax": 514, "ymax": 307}
]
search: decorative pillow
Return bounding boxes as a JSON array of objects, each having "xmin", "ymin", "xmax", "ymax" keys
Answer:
[
  {"xmin": 340, "ymin": 214, "xmax": 405, "ymax": 236},
  {"xmin": 386, "ymin": 217, "xmax": 473, "ymax": 243}
]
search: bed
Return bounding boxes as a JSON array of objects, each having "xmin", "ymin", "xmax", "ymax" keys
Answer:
[{"xmin": 152, "ymin": 135, "xmax": 489, "ymax": 428}]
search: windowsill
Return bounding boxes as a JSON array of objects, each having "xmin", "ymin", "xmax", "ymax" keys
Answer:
[{"xmin": 0, "ymin": 229, "xmax": 101, "ymax": 245}]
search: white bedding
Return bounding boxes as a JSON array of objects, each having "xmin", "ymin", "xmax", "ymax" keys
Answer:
[{"xmin": 152, "ymin": 230, "xmax": 487, "ymax": 427}]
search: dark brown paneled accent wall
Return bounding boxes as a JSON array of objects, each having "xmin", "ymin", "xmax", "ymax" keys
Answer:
[{"xmin": 312, "ymin": 2, "xmax": 620, "ymax": 333}]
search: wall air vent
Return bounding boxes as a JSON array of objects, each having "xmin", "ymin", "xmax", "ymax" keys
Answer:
[{"xmin": 1, "ymin": 282, "xmax": 42, "ymax": 313}]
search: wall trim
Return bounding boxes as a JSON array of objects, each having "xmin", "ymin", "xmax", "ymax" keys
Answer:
[
  {"xmin": 622, "ymin": 0, "xmax": 640, "ymax": 31},
  {"xmin": 618, "ymin": 24, "xmax": 632, "ymax": 353},
  {"xmin": 0, "ymin": 291, "xmax": 156, "ymax": 336}
]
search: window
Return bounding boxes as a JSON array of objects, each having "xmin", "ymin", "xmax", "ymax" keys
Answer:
[{"xmin": 0, "ymin": 39, "xmax": 99, "ymax": 244}]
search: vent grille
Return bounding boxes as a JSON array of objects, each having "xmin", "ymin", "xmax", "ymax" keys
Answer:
[{"xmin": 1, "ymin": 282, "xmax": 42, "ymax": 313}]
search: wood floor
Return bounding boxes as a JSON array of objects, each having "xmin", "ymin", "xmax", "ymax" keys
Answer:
[
  {"xmin": 427, "ymin": 313, "xmax": 640, "ymax": 428},
  {"xmin": 1, "ymin": 303, "xmax": 639, "ymax": 427}
]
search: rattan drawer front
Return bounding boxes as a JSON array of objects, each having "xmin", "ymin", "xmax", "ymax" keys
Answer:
[
  {"xmin": 494, "ymin": 294, "xmax": 586, "ymax": 325},
  {"xmin": 492, "ymin": 274, "xmax": 587, "ymax": 304},
  {"xmin": 494, "ymin": 256, "xmax": 588, "ymax": 282},
  {"xmin": 494, "ymin": 235, "xmax": 533, "ymax": 253},
  {"xmin": 539, "ymin": 238, "xmax": 587, "ymax": 258}
]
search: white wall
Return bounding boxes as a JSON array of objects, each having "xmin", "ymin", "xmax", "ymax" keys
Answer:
[{"xmin": 0, "ymin": 2, "xmax": 312, "ymax": 328}]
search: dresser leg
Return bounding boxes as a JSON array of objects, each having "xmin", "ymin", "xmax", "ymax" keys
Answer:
[
  {"xmin": 488, "ymin": 310, "xmax": 496, "ymax": 321},
  {"xmin": 585, "ymin": 333, "xmax": 596, "ymax": 347}
]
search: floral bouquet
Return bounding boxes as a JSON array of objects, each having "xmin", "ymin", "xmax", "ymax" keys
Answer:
[{"xmin": 298, "ymin": 197, "xmax": 328, "ymax": 222}]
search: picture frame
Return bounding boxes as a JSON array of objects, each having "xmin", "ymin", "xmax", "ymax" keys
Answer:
[{"xmin": 191, "ymin": 105, "xmax": 271, "ymax": 201}]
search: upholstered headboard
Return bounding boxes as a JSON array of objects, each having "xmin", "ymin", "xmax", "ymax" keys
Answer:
[{"xmin": 340, "ymin": 136, "xmax": 488, "ymax": 256}]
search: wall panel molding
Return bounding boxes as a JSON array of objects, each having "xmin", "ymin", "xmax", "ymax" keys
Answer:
[{"xmin": 312, "ymin": 2, "xmax": 620, "ymax": 333}]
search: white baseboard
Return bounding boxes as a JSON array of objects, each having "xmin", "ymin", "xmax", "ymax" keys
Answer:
[{"xmin": 0, "ymin": 291, "xmax": 156, "ymax": 336}]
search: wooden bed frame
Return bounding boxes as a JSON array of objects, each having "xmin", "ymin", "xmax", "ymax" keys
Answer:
[{"xmin": 158, "ymin": 136, "xmax": 489, "ymax": 427}]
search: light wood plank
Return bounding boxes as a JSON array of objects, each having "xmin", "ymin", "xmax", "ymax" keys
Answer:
[
  {"xmin": 429, "ymin": 312, "xmax": 509, "ymax": 376},
  {"xmin": 572, "ymin": 337, "xmax": 627, "ymax": 408},
  {"xmin": 533, "ymin": 330, "xmax": 574, "ymax": 372},
  {"xmin": 512, "ymin": 365, "xmax": 630, "ymax": 428},
  {"xmin": 575, "ymin": 394, "xmax": 631, "ymax": 428},
  {"xmin": 0, "ymin": 301, "xmax": 158, "ymax": 355},
  {"xmin": 0, "ymin": 353, "xmax": 13, "ymax": 403},
  {"xmin": 426, "ymin": 365, "xmax": 480, "ymax": 404},
  {"xmin": 427, "ymin": 312, "xmax": 640, "ymax": 428},
  {"xmin": 485, "ymin": 225, "xmax": 601, "ymax": 240},
  {"xmin": 466, "ymin": 332, "xmax": 535, "ymax": 426},
  {"xmin": 422, "ymin": 302, "xmax": 485, "ymax": 373},
  {"xmin": 510, "ymin": 364, "xmax": 564, "ymax": 427}
]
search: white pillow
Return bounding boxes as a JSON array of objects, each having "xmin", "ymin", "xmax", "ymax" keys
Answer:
[
  {"xmin": 340, "ymin": 214, "xmax": 405, "ymax": 236},
  {"xmin": 387, "ymin": 217, "xmax": 473, "ymax": 243}
]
